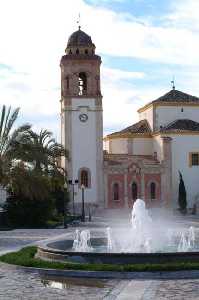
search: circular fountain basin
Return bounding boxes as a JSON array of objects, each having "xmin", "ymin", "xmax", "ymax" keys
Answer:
[
  {"xmin": 36, "ymin": 237, "xmax": 199, "ymax": 265},
  {"xmin": 36, "ymin": 200, "xmax": 199, "ymax": 266}
]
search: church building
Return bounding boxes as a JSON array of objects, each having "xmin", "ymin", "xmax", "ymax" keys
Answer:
[{"xmin": 61, "ymin": 27, "xmax": 199, "ymax": 211}]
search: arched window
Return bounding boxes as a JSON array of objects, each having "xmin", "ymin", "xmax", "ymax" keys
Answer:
[
  {"xmin": 150, "ymin": 182, "xmax": 156, "ymax": 200},
  {"xmin": 78, "ymin": 168, "xmax": 91, "ymax": 188},
  {"xmin": 69, "ymin": 49, "xmax": 72, "ymax": 54},
  {"xmin": 85, "ymin": 49, "xmax": 88, "ymax": 54},
  {"xmin": 81, "ymin": 170, "xmax": 88, "ymax": 188},
  {"xmin": 78, "ymin": 72, "xmax": 87, "ymax": 95},
  {"xmin": 132, "ymin": 182, "xmax": 138, "ymax": 200},
  {"xmin": 113, "ymin": 183, "xmax": 119, "ymax": 201},
  {"xmin": 76, "ymin": 48, "xmax": 79, "ymax": 54}
]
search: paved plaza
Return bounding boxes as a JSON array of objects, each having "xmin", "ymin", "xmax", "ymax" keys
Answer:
[
  {"xmin": 1, "ymin": 262, "xmax": 199, "ymax": 299},
  {"xmin": 0, "ymin": 215, "xmax": 199, "ymax": 299}
]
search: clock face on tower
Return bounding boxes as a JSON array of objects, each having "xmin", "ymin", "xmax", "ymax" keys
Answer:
[{"xmin": 79, "ymin": 113, "xmax": 88, "ymax": 122}]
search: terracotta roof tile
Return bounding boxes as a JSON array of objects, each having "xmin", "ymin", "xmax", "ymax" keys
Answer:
[
  {"xmin": 160, "ymin": 119, "xmax": 199, "ymax": 132},
  {"xmin": 153, "ymin": 89, "xmax": 199, "ymax": 103},
  {"xmin": 108, "ymin": 119, "xmax": 151, "ymax": 137}
]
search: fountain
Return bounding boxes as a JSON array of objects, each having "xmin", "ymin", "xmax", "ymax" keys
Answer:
[
  {"xmin": 36, "ymin": 199, "xmax": 199, "ymax": 265},
  {"xmin": 72, "ymin": 229, "xmax": 93, "ymax": 252}
]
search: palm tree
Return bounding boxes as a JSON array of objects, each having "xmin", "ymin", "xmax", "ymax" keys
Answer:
[
  {"xmin": 26, "ymin": 129, "xmax": 67, "ymax": 174},
  {"xmin": 0, "ymin": 105, "xmax": 31, "ymax": 186},
  {"xmin": 0, "ymin": 105, "xmax": 69, "ymax": 226}
]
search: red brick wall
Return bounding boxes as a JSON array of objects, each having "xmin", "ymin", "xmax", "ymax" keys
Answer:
[
  {"xmin": 107, "ymin": 173, "xmax": 161, "ymax": 209},
  {"xmin": 144, "ymin": 174, "xmax": 161, "ymax": 208},
  {"xmin": 108, "ymin": 174, "xmax": 125, "ymax": 208},
  {"xmin": 127, "ymin": 174, "xmax": 141, "ymax": 208}
]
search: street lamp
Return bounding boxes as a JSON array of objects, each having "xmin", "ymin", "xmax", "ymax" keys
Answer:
[
  {"xmin": 63, "ymin": 182, "xmax": 68, "ymax": 228},
  {"xmin": 68, "ymin": 179, "xmax": 78, "ymax": 215},
  {"xmin": 81, "ymin": 184, "xmax": 85, "ymax": 222}
]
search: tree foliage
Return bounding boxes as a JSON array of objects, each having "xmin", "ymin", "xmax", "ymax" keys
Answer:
[
  {"xmin": 0, "ymin": 105, "xmax": 69, "ymax": 227},
  {"xmin": 178, "ymin": 171, "xmax": 187, "ymax": 214}
]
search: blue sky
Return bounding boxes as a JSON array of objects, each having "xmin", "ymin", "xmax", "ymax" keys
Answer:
[
  {"xmin": 85, "ymin": 0, "xmax": 172, "ymax": 19},
  {"xmin": 0, "ymin": 0, "xmax": 198, "ymax": 138}
]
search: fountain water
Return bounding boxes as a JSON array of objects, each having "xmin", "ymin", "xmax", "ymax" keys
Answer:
[
  {"xmin": 72, "ymin": 199, "xmax": 197, "ymax": 253},
  {"xmin": 37, "ymin": 198, "xmax": 199, "ymax": 265},
  {"xmin": 178, "ymin": 226, "xmax": 195, "ymax": 252},
  {"xmin": 106, "ymin": 227, "xmax": 114, "ymax": 252},
  {"xmin": 72, "ymin": 229, "xmax": 93, "ymax": 252}
]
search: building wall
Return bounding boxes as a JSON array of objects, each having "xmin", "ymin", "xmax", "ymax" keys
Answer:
[
  {"xmin": 107, "ymin": 174, "xmax": 125, "ymax": 208},
  {"xmin": 153, "ymin": 136, "xmax": 163, "ymax": 161},
  {"xmin": 132, "ymin": 138, "xmax": 153, "ymax": 155},
  {"xmin": 127, "ymin": 173, "xmax": 141, "ymax": 208},
  {"xmin": 139, "ymin": 106, "xmax": 154, "ymax": 130},
  {"xmin": 104, "ymin": 140, "xmax": 110, "ymax": 153},
  {"xmin": 107, "ymin": 138, "xmax": 128, "ymax": 154},
  {"xmin": 104, "ymin": 138, "xmax": 153, "ymax": 155},
  {"xmin": 155, "ymin": 106, "xmax": 199, "ymax": 130},
  {"xmin": 168, "ymin": 134, "xmax": 199, "ymax": 208},
  {"xmin": 70, "ymin": 97, "xmax": 99, "ymax": 204},
  {"xmin": 144, "ymin": 174, "xmax": 161, "ymax": 207},
  {"xmin": 107, "ymin": 171, "xmax": 161, "ymax": 209}
]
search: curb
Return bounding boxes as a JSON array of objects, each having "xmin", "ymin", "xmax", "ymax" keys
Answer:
[{"xmin": 2, "ymin": 262, "xmax": 199, "ymax": 280}]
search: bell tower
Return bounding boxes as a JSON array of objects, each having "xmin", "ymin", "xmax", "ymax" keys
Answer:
[{"xmin": 60, "ymin": 27, "xmax": 104, "ymax": 210}]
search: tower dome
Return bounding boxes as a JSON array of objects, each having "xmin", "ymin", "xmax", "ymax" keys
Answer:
[
  {"xmin": 65, "ymin": 27, "xmax": 95, "ymax": 55},
  {"xmin": 67, "ymin": 28, "xmax": 95, "ymax": 47}
]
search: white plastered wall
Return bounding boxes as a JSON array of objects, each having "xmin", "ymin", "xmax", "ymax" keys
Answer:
[
  {"xmin": 70, "ymin": 97, "xmax": 98, "ymax": 203},
  {"xmin": 155, "ymin": 106, "xmax": 199, "ymax": 130},
  {"xmin": 108, "ymin": 138, "xmax": 128, "ymax": 154},
  {"xmin": 132, "ymin": 138, "xmax": 153, "ymax": 155},
  {"xmin": 168, "ymin": 135, "xmax": 199, "ymax": 208},
  {"xmin": 104, "ymin": 140, "xmax": 110, "ymax": 152},
  {"xmin": 139, "ymin": 106, "xmax": 154, "ymax": 130},
  {"xmin": 153, "ymin": 136, "xmax": 162, "ymax": 161}
]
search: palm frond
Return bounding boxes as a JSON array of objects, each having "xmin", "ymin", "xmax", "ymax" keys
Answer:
[
  {"xmin": 0, "ymin": 105, "xmax": 6, "ymax": 138},
  {"xmin": 0, "ymin": 107, "xmax": 20, "ymax": 155}
]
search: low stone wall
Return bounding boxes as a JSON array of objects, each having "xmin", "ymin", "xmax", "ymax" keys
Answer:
[{"xmin": 36, "ymin": 238, "xmax": 199, "ymax": 265}]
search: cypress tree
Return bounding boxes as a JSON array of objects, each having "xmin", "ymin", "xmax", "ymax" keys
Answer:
[{"xmin": 178, "ymin": 171, "xmax": 187, "ymax": 214}]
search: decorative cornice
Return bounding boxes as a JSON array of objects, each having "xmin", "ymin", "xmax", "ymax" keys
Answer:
[
  {"xmin": 103, "ymin": 133, "xmax": 152, "ymax": 141},
  {"xmin": 104, "ymin": 129, "xmax": 199, "ymax": 140},
  {"xmin": 137, "ymin": 103, "xmax": 154, "ymax": 113},
  {"xmin": 152, "ymin": 131, "xmax": 199, "ymax": 137},
  {"xmin": 138, "ymin": 101, "xmax": 199, "ymax": 113}
]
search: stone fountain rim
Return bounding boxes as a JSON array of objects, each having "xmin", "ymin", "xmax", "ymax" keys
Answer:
[{"xmin": 37, "ymin": 243, "xmax": 199, "ymax": 257}]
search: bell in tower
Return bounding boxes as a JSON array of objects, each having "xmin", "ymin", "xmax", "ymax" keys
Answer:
[
  {"xmin": 60, "ymin": 27, "xmax": 104, "ymax": 212},
  {"xmin": 60, "ymin": 27, "xmax": 102, "ymax": 99}
]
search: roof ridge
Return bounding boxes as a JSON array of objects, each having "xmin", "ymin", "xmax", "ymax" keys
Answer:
[{"xmin": 154, "ymin": 89, "xmax": 199, "ymax": 103}]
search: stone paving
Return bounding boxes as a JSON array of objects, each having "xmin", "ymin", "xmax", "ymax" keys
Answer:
[
  {"xmin": 1, "ymin": 263, "xmax": 199, "ymax": 299},
  {"xmin": 0, "ymin": 263, "xmax": 121, "ymax": 300},
  {"xmin": 113, "ymin": 279, "xmax": 199, "ymax": 300},
  {"xmin": 0, "ymin": 217, "xmax": 199, "ymax": 299}
]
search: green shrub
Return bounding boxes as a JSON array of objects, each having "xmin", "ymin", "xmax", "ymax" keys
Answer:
[
  {"xmin": 4, "ymin": 193, "xmax": 54, "ymax": 228},
  {"xmin": 1, "ymin": 246, "xmax": 199, "ymax": 272}
]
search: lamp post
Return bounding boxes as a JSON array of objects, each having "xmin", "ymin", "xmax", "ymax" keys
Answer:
[
  {"xmin": 68, "ymin": 179, "xmax": 78, "ymax": 215},
  {"xmin": 81, "ymin": 184, "xmax": 85, "ymax": 222},
  {"xmin": 63, "ymin": 182, "xmax": 68, "ymax": 228}
]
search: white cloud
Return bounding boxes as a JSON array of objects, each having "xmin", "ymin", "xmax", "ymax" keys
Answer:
[
  {"xmin": 168, "ymin": 0, "xmax": 199, "ymax": 31},
  {"xmin": 102, "ymin": 67, "xmax": 145, "ymax": 81},
  {"xmin": 0, "ymin": 0, "xmax": 198, "ymax": 138}
]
